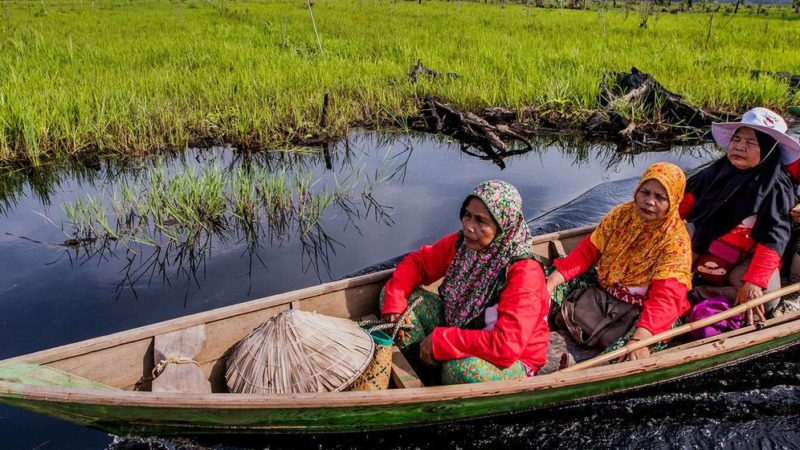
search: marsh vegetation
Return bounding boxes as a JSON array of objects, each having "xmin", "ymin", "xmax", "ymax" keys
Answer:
[{"xmin": 1, "ymin": 0, "xmax": 798, "ymax": 165}]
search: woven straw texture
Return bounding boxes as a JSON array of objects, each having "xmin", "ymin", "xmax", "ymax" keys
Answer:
[
  {"xmin": 225, "ymin": 309, "xmax": 375, "ymax": 394},
  {"xmin": 348, "ymin": 343, "xmax": 392, "ymax": 391}
]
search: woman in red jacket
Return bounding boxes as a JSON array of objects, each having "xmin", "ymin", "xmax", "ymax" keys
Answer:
[
  {"xmin": 546, "ymin": 162, "xmax": 693, "ymax": 361},
  {"xmin": 381, "ymin": 180, "xmax": 550, "ymax": 384}
]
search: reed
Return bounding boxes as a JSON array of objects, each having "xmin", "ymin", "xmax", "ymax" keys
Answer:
[
  {"xmin": 0, "ymin": 0, "xmax": 797, "ymax": 165},
  {"xmin": 57, "ymin": 154, "xmax": 387, "ymax": 254}
]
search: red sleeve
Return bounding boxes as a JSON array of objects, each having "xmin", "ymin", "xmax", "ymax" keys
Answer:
[
  {"xmin": 678, "ymin": 192, "xmax": 695, "ymax": 220},
  {"xmin": 553, "ymin": 235, "xmax": 600, "ymax": 281},
  {"xmin": 381, "ymin": 233, "xmax": 459, "ymax": 316},
  {"xmin": 741, "ymin": 244, "xmax": 781, "ymax": 289},
  {"xmin": 430, "ymin": 259, "xmax": 549, "ymax": 369},
  {"xmin": 637, "ymin": 278, "xmax": 690, "ymax": 335},
  {"xmin": 785, "ymin": 159, "xmax": 800, "ymax": 185}
]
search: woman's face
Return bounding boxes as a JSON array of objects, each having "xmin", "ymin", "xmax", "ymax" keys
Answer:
[
  {"xmin": 635, "ymin": 179, "xmax": 670, "ymax": 221},
  {"xmin": 727, "ymin": 127, "xmax": 761, "ymax": 170},
  {"xmin": 461, "ymin": 198, "xmax": 499, "ymax": 251}
]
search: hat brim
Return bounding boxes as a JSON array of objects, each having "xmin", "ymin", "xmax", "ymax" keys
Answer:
[{"xmin": 712, "ymin": 122, "xmax": 800, "ymax": 164}]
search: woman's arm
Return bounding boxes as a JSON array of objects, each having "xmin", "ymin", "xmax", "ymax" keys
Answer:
[
  {"xmin": 637, "ymin": 278, "xmax": 690, "ymax": 336},
  {"xmin": 381, "ymin": 233, "xmax": 459, "ymax": 317},
  {"xmin": 737, "ymin": 179, "xmax": 793, "ymax": 321},
  {"xmin": 736, "ymin": 244, "xmax": 780, "ymax": 323},
  {"xmin": 430, "ymin": 259, "xmax": 549, "ymax": 369},
  {"xmin": 546, "ymin": 235, "xmax": 601, "ymax": 292},
  {"xmin": 626, "ymin": 278, "xmax": 689, "ymax": 360},
  {"xmin": 740, "ymin": 244, "xmax": 781, "ymax": 290}
]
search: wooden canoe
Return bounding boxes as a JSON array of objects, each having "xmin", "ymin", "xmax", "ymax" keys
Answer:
[{"xmin": 1, "ymin": 224, "xmax": 800, "ymax": 436}]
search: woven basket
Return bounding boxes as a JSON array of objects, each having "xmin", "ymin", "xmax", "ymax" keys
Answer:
[
  {"xmin": 349, "ymin": 329, "xmax": 393, "ymax": 391},
  {"xmin": 225, "ymin": 309, "xmax": 375, "ymax": 394}
]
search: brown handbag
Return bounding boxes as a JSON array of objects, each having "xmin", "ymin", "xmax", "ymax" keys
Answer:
[{"xmin": 557, "ymin": 286, "xmax": 640, "ymax": 349}]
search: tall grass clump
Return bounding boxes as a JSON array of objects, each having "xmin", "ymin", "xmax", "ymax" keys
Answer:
[
  {"xmin": 1, "ymin": 0, "xmax": 798, "ymax": 165},
  {"xmin": 58, "ymin": 155, "xmax": 385, "ymax": 253}
]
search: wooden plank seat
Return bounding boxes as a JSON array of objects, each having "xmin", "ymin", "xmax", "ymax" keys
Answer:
[
  {"xmin": 548, "ymin": 239, "xmax": 567, "ymax": 259},
  {"xmin": 390, "ymin": 346, "xmax": 423, "ymax": 388},
  {"xmin": 152, "ymin": 324, "xmax": 211, "ymax": 393}
]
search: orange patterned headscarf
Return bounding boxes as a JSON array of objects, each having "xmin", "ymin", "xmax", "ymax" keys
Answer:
[{"xmin": 591, "ymin": 162, "xmax": 693, "ymax": 289}]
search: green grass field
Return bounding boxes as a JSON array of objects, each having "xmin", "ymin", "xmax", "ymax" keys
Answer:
[{"xmin": 1, "ymin": 0, "xmax": 798, "ymax": 165}]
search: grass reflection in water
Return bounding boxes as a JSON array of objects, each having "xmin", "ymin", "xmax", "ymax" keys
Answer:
[{"xmin": 52, "ymin": 145, "xmax": 406, "ymax": 300}]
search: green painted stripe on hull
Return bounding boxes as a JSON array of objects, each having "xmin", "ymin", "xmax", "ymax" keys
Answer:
[
  {"xmin": 1, "ymin": 331, "xmax": 798, "ymax": 436},
  {"xmin": 0, "ymin": 362, "xmax": 115, "ymax": 390}
]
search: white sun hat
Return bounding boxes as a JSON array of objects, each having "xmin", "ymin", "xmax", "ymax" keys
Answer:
[{"xmin": 711, "ymin": 107, "xmax": 800, "ymax": 164}]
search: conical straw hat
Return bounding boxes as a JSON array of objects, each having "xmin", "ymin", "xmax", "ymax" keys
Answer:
[{"xmin": 225, "ymin": 309, "xmax": 375, "ymax": 394}]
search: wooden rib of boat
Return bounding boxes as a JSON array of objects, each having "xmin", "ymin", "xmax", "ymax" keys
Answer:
[{"xmin": 1, "ymin": 224, "xmax": 800, "ymax": 436}]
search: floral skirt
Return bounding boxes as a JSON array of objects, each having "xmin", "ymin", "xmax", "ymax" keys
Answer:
[{"xmin": 379, "ymin": 287, "xmax": 529, "ymax": 384}]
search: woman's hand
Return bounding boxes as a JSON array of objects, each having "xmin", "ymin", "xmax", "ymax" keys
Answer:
[
  {"xmin": 419, "ymin": 335, "xmax": 436, "ymax": 366},
  {"xmin": 791, "ymin": 203, "xmax": 800, "ymax": 224},
  {"xmin": 382, "ymin": 312, "xmax": 412, "ymax": 345},
  {"xmin": 618, "ymin": 327, "xmax": 652, "ymax": 362},
  {"xmin": 382, "ymin": 313, "xmax": 401, "ymax": 323},
  {"xmin": 546, "ymin": 269, "xmax": 566, "ymax": 294},
  {"xmin": 735, "ymin": 281, "xmax": 766, "ymax": 325}
]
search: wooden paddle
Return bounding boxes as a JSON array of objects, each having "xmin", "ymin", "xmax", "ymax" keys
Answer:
[{"xmin": 560, "ymin": 282, "xmax": 800, "ymax": 373}]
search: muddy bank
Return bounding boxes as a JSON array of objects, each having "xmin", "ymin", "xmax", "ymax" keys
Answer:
[
  {"xmin": 298, "ymin": 66, "xmax": 797, "ymax": 166},
  {"xmin": 4, "ymin": 66, "xmax": 798, "ymax": 169},
  {"xmin": 406, "ymin": 67, "xmax": 744, "ymax": 162}
]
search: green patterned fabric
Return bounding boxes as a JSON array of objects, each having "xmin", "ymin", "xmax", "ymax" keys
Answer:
[
  {"xmin": 378, "ymin": 287, "xmax": 443, "ymax": 345},
  {"xmin": 604, "ymin": 317, "xmax": 682, "ymax": 354},
  {"xmin": 546, "ymin": 265, "xmax": 598, "ymax": 307},
  {"xmin": 441, "ymin": 357, "xmax": 528, "ymax": 384},
  {"xmin": 378, "ymin": 286, "xmax": 529, "ymax": 384}
]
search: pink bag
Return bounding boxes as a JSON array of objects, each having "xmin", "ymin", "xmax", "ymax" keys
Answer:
[{"xmin": 689, "ymin": 296, "xmax": 743, "ymax": 339}]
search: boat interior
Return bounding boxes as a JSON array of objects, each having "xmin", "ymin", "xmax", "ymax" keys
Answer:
[{"xmin": 2, "ymin": 224, "xmax": 799, "ymax": 396}]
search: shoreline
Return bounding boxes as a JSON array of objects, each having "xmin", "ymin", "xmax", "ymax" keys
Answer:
[{"xmin": 1, "ymin": 0, "xmax": 798, "ymax": 165}]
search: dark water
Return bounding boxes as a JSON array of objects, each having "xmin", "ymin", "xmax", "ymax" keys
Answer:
[{"xmin": 0, "ymin": 130, "xmax": 794, "ymax": 449}]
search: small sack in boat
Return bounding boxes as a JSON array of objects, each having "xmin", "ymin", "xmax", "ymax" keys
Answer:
[
  {"xmin": 557, "ymin": 286, "xmax": 639, "ymax": 349},
  {"xmin": 225, "ymin": 309, "xmax": 374, "ymax": 394},
  {"xmin": 689, "ymin": 296, "xmax": 743, "ymax": 340}
]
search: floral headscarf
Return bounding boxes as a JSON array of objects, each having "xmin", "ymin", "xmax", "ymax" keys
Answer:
[
  {"xmin": 591, "ymin": 162, "xmax": 693, "ymax": 289},
  {"xmin": 438, "ymin": 180, "xmax": 534, "ymax": 328}
]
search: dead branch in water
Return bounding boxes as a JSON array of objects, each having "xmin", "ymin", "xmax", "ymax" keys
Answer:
[
  {"xmin": 419, "ymin": 96, "xmax": 532, "ymax": 168},
  {"xmin": 589, "ymin": 66, "xmax": 731, "ymax": 147}
]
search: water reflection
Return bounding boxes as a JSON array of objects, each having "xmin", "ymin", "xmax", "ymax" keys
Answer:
[
  {"xmin": 0, "ymin": 132, "xmax": 713, "ymax": 218},
  {"xmin": 0, "ymin": 132, "xmax": 720, "ymax": 304},
  {"xmin": 0, "ymin": 131, "xmax": 722, "ymax": 449},
  {"xmin": 51, "ymin": 146, "xmax": 407, "ymax": 298}
]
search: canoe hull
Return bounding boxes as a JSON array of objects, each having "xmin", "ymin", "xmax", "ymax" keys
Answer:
[
  {"xmin": 2, "ymin": 225, "xmax": 798, "ymax": 436},
  {"xmin": 2, "ymin": 326, "xmax": 799, "ymax": 435}
]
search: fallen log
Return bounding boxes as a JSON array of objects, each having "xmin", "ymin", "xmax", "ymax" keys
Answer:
[
  {"xmin": 591, "ymin": 67, "xmax": 733, "ymax": 147},
  {"xmin": 408, "ymin": 67, "xmax": 739, "ymax": 163},
  {"xmin": 599, "ymin": 67, "xmax": 725, "ymax": 129},
  {"xmin": 419, "ymin": 96, "xmax": 533, "ymax": 168}
]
